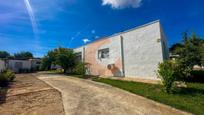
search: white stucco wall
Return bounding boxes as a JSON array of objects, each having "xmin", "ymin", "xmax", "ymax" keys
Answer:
[
  {"xmin": 73, "ymin": 47, "xmax": 84, "ymax": 60},
  {"xmin": 74, "ymin": 35, "xmax": 123, "ymax": 76},
  {"xmin": 95, "ymin": 36, "xmax": 122, "ymax": 75},
  {"xmin": 74, "ymin": 20, "xmax": 169, "ymax": 79},
  {"xmin": 122, "ymin": 21, "xmax": 165, "ymax": 79},
  {"xmin": 0, "ymin": 60, "xmax": 6, "ymax": 72},
  {"xmin": 8, "ymin": 60, "xmax": 32, "ymax": 72},
  {"xmin": 30, "ymin": 59, "xmax": 41, "ymax": 69}
]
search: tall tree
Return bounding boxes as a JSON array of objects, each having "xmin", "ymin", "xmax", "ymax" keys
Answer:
[
  {"xmin": 169, "ymin": 32, "xmax": 204, "ymax": 78},
  {"xmin": 14, "ymin": 51, "xmax": 33, "ymax": 59},
  {"xmin": 179, "ymin": 33, "xmax": 202, "ymax": 67},
  {"xmin": 200, "ymin": 43, "xmax": 204, "ymax": 66},
  {"xmin": 172, "ymin": 33, "xmax": 204, "ymax": 78},
  {"xmin": 169, "ymin": 43, "xmax": 184, "ymax": 55},
  {"xmin": 0, "ymin": 51, "xmax": 10, "ymax": 59},
  {"xmin": 41, "ymin": 48, "xmax": 76, "ymax": 73},
  {"xmin": 40, "ymin": 56, "xmax": 53, "ymax": 70}
]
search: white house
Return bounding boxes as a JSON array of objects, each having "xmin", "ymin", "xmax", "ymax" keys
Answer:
[
  {"xmin": 74, "ymin": 20, "xmax": 169, "ymax": 80},
  {"xmin": 7, "ymin": 59, "xmax": 32, "ymax": 73},
  {"xmin": 30, "ymin": 58, "xmax": 41, "ymax": 71},
  {"xmin": 7, "ymin": 58, "xmax": 41, "ymax": 73}
]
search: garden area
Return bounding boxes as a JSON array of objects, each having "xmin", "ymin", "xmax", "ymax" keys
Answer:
[
  {"xmin": 91, "ymin": 33, "xmax": 204, "ymax": 114},
  {"xmin": 92, "ymin": 77, "xmax": 204, "ymax": 115}
]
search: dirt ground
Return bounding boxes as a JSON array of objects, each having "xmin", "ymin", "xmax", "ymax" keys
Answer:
[{"xmin": 0, "ymin": 74, "xmax": 64, "ymax": 115}]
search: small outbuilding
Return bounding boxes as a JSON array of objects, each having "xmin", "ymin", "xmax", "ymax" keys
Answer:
[
  {"xmin": 7, "ymin": 59, "xmax": 32, "ymax": 73},
  {"xmin": 7, "ymin": 58, "xmax": 41, "ymax": 73}
]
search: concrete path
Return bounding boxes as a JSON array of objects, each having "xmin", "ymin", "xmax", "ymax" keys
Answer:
[{"xmin": 37, "ymin": 74, "xmax": 190, "ymax": 115}]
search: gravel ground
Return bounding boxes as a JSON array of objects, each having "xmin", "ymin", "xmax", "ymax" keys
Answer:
[
  {"xmin": 0, "ymin": 74, "xmax": 64, "ymax": 115},
  {"xmin": 37, "ymin": 73, "xmax": 190, "ymax": 115}
]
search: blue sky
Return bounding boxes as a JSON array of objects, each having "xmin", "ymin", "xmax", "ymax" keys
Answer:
[{"xmin": 0, "ymin": 0, "xmax": 204, "ymax": 57}]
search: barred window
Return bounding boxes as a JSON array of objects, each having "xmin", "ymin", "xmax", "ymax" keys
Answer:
[{"xmin": 98, "ymin": 48, "xmax": 109, "ymax": 59}]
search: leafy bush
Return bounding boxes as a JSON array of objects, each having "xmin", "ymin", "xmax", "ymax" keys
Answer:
[
  {"xmin": 191, "ymin": 70, "xmax": 204, "ymax": 76},
  {"xmin": 4, "ymin": 70, "xmax": 15, "ymax": 81},
  {"xmin": 0, "ymin": 74, "xmax": 9, "ymax": 87},
  {"xmin": 184, "ymin": 70, "xmax": 204, "ymax": 83},
  {"xmin": 157, "ymin": 61, "xmax": 177, "ymax": 93},
  {"xmin": 175, "ymin": 60, "xmax": 192, "ymax": 80},
  {"xmin": 72, "ymin": 62, "xmax": 85, "ymax": 75},
  {"xmin": 0, "ymin": 70, "xmax": 15, "ymax": 87}
]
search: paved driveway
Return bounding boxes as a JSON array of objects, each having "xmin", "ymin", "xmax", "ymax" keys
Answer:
[{"xmin": 37, "ymin": 74, "xmax": 189, "ymax": 115}]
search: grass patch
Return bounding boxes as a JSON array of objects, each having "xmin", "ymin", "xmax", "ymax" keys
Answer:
[
  {"xmin": 186, "ymin": 70, "xmax": 204, "ymax": 83},
  {"xmin": 93, "ymin": 78, "xmax": 204, "ymax": 115}
]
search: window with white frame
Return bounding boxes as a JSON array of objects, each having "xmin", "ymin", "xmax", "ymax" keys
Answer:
[{"xmin": 98, "ymin": 48, "xmax": 109, "ymax": 59}]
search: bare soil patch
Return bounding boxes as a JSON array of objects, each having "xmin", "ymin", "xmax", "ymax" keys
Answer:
[{"xmin": 0, "ymin": 74, "xmax": 64, "ymax": 115}]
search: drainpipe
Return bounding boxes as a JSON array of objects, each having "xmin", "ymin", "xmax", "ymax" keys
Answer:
[
  {"xmin": 83, "ymin": 46, "xmax": 85, "ymax": 76},
  {"xmin": 120, "ymin": 36, "xmax": 125, "ymax": 77}
]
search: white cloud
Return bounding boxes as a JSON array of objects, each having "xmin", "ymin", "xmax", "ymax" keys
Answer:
[
  {"xmin": 83, "ymin": 38, "xmax": 91, "ymax": 44},
  {"xmin": 102, "ymin": 0, "xmax": 142, "ymax": 9}
]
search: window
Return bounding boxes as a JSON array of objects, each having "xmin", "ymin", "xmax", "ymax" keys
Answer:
[
  {"xmin": 98, "ymin": 48, "xmax": 109, "ymax": 59},
  {"xmin": 75, "ymin": 52, "xmax": 82, "ymax": 61}
]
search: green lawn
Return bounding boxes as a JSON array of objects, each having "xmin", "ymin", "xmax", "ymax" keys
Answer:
[{"xmin": 93, "ymin": 78, "xmax": 204, "ymax": 115}]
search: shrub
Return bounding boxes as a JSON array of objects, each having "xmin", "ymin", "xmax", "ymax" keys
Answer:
[
  {"xmin": 4, "ymin": 70, "xmax": 15, "ymax": 81},
  {"xmin": 0, "ymin": 73, "xmax": 9, "ymax": 87},
  {"xmin": 0, "ymin": 70, "xmax": 15, "ymax": 87},
  {"xmin": 157, "ymin": 61, "xmax": 177, "ymax": 93},
  {"xmin": 72, "ymin": 62, "xmax": 85, "ymax": 75},
  {"xmin": 184, "ymin": 70, "xmax": 204, "ymax": 83},
  {"xmin": 174, "ymin": 60, "xmax": 192, "ymax": 80}
]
